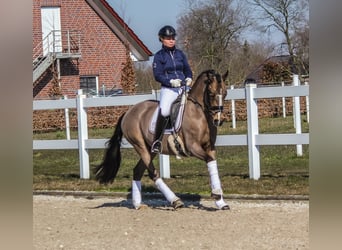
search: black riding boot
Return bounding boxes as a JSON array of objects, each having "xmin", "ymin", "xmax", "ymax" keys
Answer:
[{"xmin": 151, "ymin": 110, "xmax": 168, "ymax": 153}]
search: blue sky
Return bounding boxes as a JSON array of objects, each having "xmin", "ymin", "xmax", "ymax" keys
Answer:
[
  {"xmin": 107, "ymin": 0, "xmax": 285, "ymax": 58},
  {"xmin": 108, "ymin": 0, "xmax": 186, "ymax": 54}
]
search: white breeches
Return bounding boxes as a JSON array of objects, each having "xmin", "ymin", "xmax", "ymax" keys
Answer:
[{"xmin": 159, "ymin": 87, "xmax": 182, "ymax": 117}]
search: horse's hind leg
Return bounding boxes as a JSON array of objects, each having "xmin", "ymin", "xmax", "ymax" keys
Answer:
[
  {"xmin": 131, "ymin": 159, "xmax": 147, "ymax": 209},
  {"xmin": 144, "ymin": 157, "xmax": 184, "ymax": 209},
  {"xmin": 137, "ymin": 148, "xmax": 184, "ymax": 209},
  {"xmin": 131, "ymin": 145, "xmax": 183, "ymax": 209}
]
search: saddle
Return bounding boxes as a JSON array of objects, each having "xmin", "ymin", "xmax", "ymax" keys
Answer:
[
  {"xmin": 149, "ymin": 94, "xmax": 185, "ymax": 134},
  {"xmin": 149, "ymin": 93, "xmax": 189, "ymax": 158}
]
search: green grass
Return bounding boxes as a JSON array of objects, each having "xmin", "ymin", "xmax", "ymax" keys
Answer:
[{"xmin": 33, "ymin": 116, "xmax": 309, "ymax": 196}]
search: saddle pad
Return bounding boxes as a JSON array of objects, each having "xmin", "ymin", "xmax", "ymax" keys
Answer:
[{"xmin": 149, "ymin": 104, "xmax": 185, "ymax": 134}]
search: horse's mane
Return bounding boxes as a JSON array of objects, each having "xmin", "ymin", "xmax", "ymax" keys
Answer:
[{"xmin": 195, "ymin": 69, "xmax": 221, "ymax": 85}]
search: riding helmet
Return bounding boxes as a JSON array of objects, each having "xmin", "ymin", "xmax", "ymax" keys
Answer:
[{"xmin": 158, "ymin": 25, "xmax": 177, "ymax": 38}]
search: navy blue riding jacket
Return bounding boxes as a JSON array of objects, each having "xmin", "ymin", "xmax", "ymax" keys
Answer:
[{"xmin": 153, "ymin": 45, "xmax": 192, "ymax": 88}]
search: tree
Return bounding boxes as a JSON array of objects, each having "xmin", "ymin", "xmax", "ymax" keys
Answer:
[
  {"xmin": 48, "ymin": 62, "xmax": 62, "ymax": 98},
  {"xmin": 134, "ymin": 61, "xmax": 157, "ymax": 93},
  {"xmin": 247, "ymin": 0, "xmax": 309, "ymax": 75},
  {"xmin": 177, "ymin": 0, "xmax": 251, "ymax": 79},
  {"xmin": 228, "ymin": 40, "xmax": 274, "ymax": 85},
  {"xmin": 292, "ymin": 22, "xmax": 309, "ymax": 75},
  {"xmin": 121, "ymin": 43, "xmax": 136, "ymax": 94}
]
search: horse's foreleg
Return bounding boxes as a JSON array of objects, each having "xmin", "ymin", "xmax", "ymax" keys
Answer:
[
  {"xmin": 207, "ymin": 160, "xmax": 230, "ymax": 210},
  {"xmin": 132, "ymin": 159, "xmax": 147, "ymax": 209},
  {"xmin": 191, "ymin": 146, "xmax": 230, "ymax": 210}
]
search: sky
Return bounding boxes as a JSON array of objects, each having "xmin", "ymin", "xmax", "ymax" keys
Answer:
[
  {"xmin": 107, "ymin": 0, "xmax": 186, "ymax": 54},
  {"xmin": 107, "ymin": 0, "xmax": 284, "ymax": 59}
]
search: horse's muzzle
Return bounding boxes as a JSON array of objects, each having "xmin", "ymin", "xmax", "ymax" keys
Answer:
[
  {"xmin": 213, "ymin": 118, "xmax": 225, "ymax": 126},
  {"xmin": 213, "ymin": 111, "xmax": 226, "ymax": 126}
]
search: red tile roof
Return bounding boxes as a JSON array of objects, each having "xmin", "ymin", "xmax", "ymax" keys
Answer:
[{"xmin": 89, "ymin": 0, "xmax": 153, "ymax": 59}]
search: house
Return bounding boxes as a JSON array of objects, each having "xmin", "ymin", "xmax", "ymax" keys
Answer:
[{"xmin": 33, "ymin": 0, "xmax": 152, "ymax": 99}]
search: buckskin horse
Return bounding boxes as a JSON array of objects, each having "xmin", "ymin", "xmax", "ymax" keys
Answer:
[{"xmin": 94, "ymin": 69, "xmax": 230, "ymax": 210}]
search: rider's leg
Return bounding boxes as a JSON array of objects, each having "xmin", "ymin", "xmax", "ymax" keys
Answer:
[
  {"xmin": 151, "ymin": 87, "xmax": 179, "ymax": 153},
  {"xmin": 151, "ymin": 109, "xmax": 168, "ymax": 153}
]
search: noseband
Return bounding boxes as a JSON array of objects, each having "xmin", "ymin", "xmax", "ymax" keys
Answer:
[{"xmin": 208, "ymin": 90, "xmax": 224, "ymax": 114}]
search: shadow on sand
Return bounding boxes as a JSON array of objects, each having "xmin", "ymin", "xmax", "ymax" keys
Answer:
[{"xmin": 90, "ymin": 193, "xmax": 220, "ymax": 212}]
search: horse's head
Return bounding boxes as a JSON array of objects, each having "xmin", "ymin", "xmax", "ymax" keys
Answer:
[{"xmin": 190, "ymin": 69, "xmax": 228, "ymax": 126}]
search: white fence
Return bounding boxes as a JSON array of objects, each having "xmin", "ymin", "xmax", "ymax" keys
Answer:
[{"xmin": 33, "ymin": 75, "xmax": 309, "ymax": 180}]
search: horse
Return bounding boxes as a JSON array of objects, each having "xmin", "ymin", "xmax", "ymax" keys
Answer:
[{"xmin": 94, "ymin": 69, "xmax": 230, "ymax": 210}]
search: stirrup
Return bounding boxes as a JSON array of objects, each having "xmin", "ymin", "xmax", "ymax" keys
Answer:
[{"xmin": 151, "ymin": 140, "xmax": 162, "ymax": 153}]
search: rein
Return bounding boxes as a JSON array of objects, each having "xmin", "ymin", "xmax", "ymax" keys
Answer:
[
  {"xmin": 188, "ymin": 82, "xmax": 224, "ymax": 126},
  {"xmin": 187, "ymin": 95, "xmax": 202, "ymax": 109}
]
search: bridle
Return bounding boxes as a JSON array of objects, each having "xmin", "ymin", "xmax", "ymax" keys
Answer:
[
  {"xmin": 209, "ymin": 87, "xmax": 224, "ymax": 125},
  {"xmin": 188, "ymin": 70, "xmax": 225, "ymax": 127},
  {"xmin": 204, "ymin": 81, "xmax": 224, "ymax": 126}
]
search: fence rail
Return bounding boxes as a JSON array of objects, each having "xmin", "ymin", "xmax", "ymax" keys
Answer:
[{"xmin": 33, "ymin": 75, "xmax": 309, "ymax": 180}]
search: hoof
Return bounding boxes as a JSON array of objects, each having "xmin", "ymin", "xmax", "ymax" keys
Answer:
[
  {"xmin": 215, "ymin": 198, "xmax": 230, "ymax": 210},
  {"xmin": 172, "ymin": 198, "xmax": 184, "ymax": 210},
  {"xmin": 220, "ymin": 204, "xmax": 230, "ymax": 210},
  {"xmin": 133, "ymin": 203, "xmax": 148, "ymax": 210}
]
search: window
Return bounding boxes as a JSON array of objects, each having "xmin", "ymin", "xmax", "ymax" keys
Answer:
[{"xmin": 80, "ymin": 75, "xmax": 99, "ymax": 96}]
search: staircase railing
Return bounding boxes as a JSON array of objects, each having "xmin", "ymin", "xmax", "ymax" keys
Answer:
[{"xmin": 33, "ymin": 30, "xmax": 81, "ymax": 83}]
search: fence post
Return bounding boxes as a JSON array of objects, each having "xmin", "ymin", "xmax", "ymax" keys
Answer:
[
  {"xmin": 76, "ymin": 89, "xmax": 90, "ymax": 179},
  {"xmin": 281, "ymin": 82, "xmax": 286, "ymax": 118},
  {"xmin": 159, "ymin": 154, "xmax": 170, "ymax": 178},
  {"xmin": 293, "ymin": 75, "xmax": 303, "ymax": 156},
  {"xmin": 64, "ymin": 95, "xmax": 71, "ymax": 140},
  {"xmin": 152, "ymin": 89, "xmax": 170, "ymax": 178},
  {"xmin": 245, "ymin": 83, "xmax": 260, "ymax": 180},
  {"xmin": 305, "ymin": 81, "xmax": 310, "ymax": 123},
  {"xmin": 230, "ymin": 85, "xmax": 236, "ymax": 129}
]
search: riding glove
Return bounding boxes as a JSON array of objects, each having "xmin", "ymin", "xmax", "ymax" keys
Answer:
[
  {"xmin": 185, "ymin": 77, "xmax": 192, "ymax": 86},
  {"xmin": 170, "ymin": 79, "xmax": 182, "ymax": 88}
]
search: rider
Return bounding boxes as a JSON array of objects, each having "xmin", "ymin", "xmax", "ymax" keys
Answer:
[{"xmin": 151, "ymin": 25, "xmax": 193, "ymax": 153}]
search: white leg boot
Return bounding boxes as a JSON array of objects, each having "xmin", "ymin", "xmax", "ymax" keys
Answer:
[
  {"xmin": 132, "ymin": 180, "xmax": 147, "ymax": 209},
  {"xmin": 207, "ymin": 160, "xmax": 230, "ymax": 210},
  {"xmin": 155, "ymin": 178, "xmax": 184, "ymax": 209}
]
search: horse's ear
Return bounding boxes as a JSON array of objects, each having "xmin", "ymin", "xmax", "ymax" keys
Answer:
[{"xmin": 222, "ymin": 70, "xmax": 229, "ymax": 82}]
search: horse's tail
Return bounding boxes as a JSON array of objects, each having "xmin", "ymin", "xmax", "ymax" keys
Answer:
[{"xmin": 94, "ymin": 113, "xmax": 125, "ymax": 184}]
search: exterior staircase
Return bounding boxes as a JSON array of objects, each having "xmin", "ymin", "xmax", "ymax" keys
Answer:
[{"xmin": 33, "ymin": 30, "xmax": 82, "ymax": 83}]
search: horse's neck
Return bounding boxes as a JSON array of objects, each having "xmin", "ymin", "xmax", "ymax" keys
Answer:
[
  {"xmin": 188, "ymin": 83, "xmax": 205, "ymax": 107},
  {"xmin": 183, "ymin": 90, "xmax": 218, "ymax": 152}
]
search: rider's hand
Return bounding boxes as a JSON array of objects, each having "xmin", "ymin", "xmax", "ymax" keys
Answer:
[
  {"xmin": 170, "ymin": 79, "xmax": 182, "ymax": 88},
  {"xmin": 185, "ymin": 77, "xmax": 192, "ymax": 87}
]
